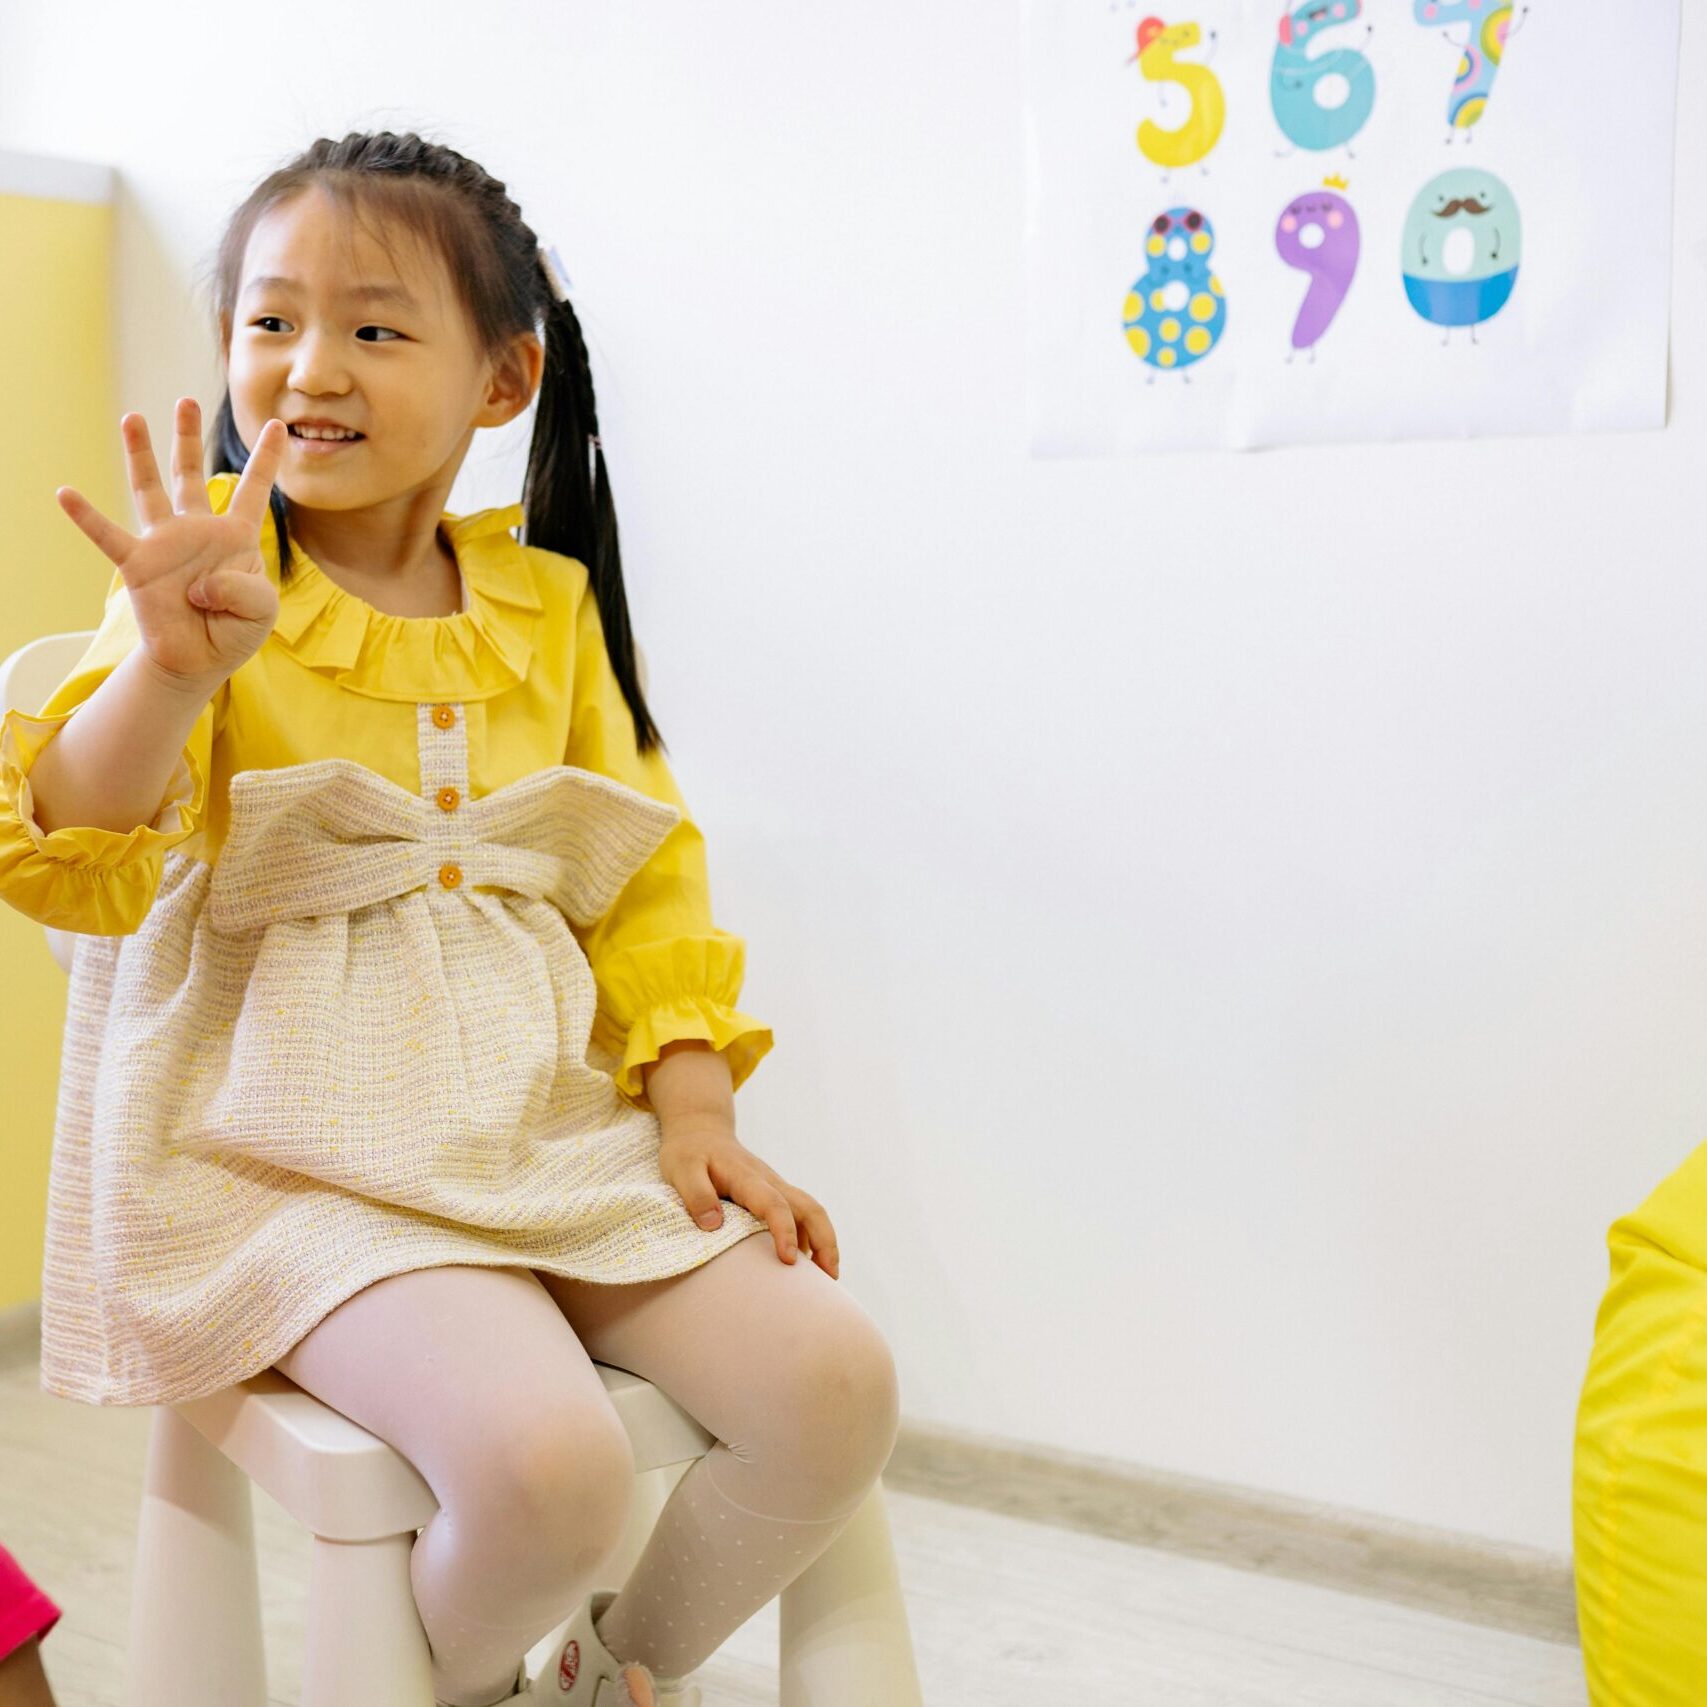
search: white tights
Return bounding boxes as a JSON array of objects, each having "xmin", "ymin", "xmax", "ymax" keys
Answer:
[{"xmin": 271, "ymin": 1230, "xmax": 901, "ymax": 1705}]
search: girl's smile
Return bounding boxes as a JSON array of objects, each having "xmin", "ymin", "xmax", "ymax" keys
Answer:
[{"xmin": 287, "ymin": 424, "xmax": 366, "ymax": 456}]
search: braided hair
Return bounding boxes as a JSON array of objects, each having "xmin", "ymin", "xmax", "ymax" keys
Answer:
[{"xmin": 200, "ymin": 130, "xmax": 662, "ymax": 753}]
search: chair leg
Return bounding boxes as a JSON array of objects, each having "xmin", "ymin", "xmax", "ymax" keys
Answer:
[
  {"xmin": 301, "ymin": 1531, "xmax": 436, "ymax": 1707},
  {"xmin": 778, "ymin": 1478, "xmax": 923, "ymax": 1707},
  {"xmin": 125, "ymin": 1404, "xmax": 268, "ymax": 1707}
]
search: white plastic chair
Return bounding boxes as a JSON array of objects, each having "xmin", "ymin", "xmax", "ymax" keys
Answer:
[{"xmin": 1, "ymin": 630, "xmax": 923, "ymax": 1707}]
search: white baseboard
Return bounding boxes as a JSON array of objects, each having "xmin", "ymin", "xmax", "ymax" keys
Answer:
[{"xmin": 882, "ymin": 1417, "xmax": 1576, "ymax": 1645}]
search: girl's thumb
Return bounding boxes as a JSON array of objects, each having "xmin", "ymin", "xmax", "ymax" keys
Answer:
[{"xmin": 188, "ymin": 568, "xmax": 273, "ymax": 621}]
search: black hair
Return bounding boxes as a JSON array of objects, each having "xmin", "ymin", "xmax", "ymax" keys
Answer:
[{"xmin": 197, "ymin": 129, "xmax": 662, "ymax": 752}]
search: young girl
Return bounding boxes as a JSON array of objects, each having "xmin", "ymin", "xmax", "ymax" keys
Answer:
[{"xmin": 0, "ymin": 131, "xmax": 901, "ymax": 1707}]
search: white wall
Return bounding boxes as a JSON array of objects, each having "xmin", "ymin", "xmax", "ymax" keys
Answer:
[{"xmin": 1, "ymin": 0, "xmax": 1698, "ymax": 1557}]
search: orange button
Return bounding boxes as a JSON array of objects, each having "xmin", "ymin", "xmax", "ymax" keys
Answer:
[
  {"xmin": 438, "ymin": 863, "xmax": 463, "ymax": 889},
  {"xmin": 430, "ymin": 703, "xmax": 456, "ymax": 729},
  {"xmin": 436, "ymin": 785, "xmax": 460, "ymax": 813}
]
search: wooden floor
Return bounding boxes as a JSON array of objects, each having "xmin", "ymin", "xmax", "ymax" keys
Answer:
[{"xmin": 0, "ymin": 1359, "xmax": 1588, "ymax": 1706}]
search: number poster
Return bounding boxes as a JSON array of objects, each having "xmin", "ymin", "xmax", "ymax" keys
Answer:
[{"xmin": 1026, "ymin": 2, "xmax": 1681, "ymax": 453}]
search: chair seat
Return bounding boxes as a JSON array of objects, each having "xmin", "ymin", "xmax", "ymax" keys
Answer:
[{"xmin": 175, "ymin": 1366, "xmax": 718, "ymax": 1542}]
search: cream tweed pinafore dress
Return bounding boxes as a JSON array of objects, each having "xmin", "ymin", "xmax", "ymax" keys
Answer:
[{"xmin": 9, "ymin": 485, "xmax": 770, "ymax": 1408}]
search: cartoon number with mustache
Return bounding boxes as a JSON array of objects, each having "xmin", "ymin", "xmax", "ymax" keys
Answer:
[
  {"xmin": 1413, "ymin": 2, "xmax": 1517, "ymax": 133},
  {"xmin": 1271, "ymin": 0, "xmax": 1376, "ymax": 153},
  {"xmin": 1400, "ymin": 167, "xmax": 1521, "ymax": 340},
  {"xmin": 1276, "ymin": 182, "xmax": 1360, "ymax": 354},
  {"xmin": 1129, "ymin": 16, "xmax": 1226, "ymax": 171}
]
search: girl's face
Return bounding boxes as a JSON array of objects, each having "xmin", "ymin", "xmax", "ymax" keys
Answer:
[{"xmin": 223, "ymin": 184, "xmax": 533, "ymax": 514}]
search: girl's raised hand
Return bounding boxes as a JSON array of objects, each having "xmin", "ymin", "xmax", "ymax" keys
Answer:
[{"xmin": 56, "ymin": 401, "xmax": 288, "ymax": 690}]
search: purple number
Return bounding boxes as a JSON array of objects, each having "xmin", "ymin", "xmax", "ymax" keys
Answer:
[{"xmin": 1275, "ymin": 185, "xmax": 1360, "ymax": 351}]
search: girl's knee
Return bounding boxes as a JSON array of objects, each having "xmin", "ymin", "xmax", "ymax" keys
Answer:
[
  {"xmin": 484, "ymin": 1405, "xmax": 638, "ymax": 1576},
  {"xmin": 772, "ymin": 1304, "xmax": 902, "ymax": 1486},
  {"xmin": 840, "ymin": 1311, "xmax": 902, "ymax": 1458}
]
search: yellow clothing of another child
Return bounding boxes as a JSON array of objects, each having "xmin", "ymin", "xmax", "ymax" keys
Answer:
[
  {"xmin": 0, "ymin": 472, "xmax": 773, "ymax": 1406},
  {"xmin": 1574, "ymin": 1139, "xmax": 1707, "ymax": 1704}
]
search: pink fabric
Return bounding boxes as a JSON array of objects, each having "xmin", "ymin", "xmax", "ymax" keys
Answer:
[{"xmin": 0, "ymin": 1541, "xmax": 61, "ymax": 1664}]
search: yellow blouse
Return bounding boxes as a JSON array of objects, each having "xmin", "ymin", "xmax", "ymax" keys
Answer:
[{"xmin": 0, "ymin": 471, "xmax": 772, "ymax": 1112}]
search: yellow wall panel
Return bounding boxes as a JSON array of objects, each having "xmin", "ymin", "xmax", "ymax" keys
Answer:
[{"xmin": 0, "ymin": 165, "xmax": 123, "ymax": 1310}]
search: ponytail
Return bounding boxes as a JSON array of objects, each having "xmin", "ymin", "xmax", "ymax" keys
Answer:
[{"xmin": 524, "ymin": 283, "xmax": 662, "ymax": 754}]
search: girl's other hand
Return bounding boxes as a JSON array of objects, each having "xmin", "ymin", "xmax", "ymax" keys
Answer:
[
  {"xmin": 55, "ymin": 401, "xmax": 287, "ymax": 690},
  {"xmin": 658, "ymin": 1122, "xmax": 841, "ymax": 1280}
]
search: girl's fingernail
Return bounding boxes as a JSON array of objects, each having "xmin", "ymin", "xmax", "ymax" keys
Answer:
[
  {"xmin": 187, "ymin": 583, "xmax": 207, "ymax": 606},
  {"xmin": 698, "ymin": 1211, "xmax": 721, "ymax": 1228}
]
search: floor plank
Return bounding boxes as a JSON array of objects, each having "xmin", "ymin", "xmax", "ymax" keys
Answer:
[{"xmin": 0, "ymin": 1362, "xmax": 1588, "ymax": 1705}]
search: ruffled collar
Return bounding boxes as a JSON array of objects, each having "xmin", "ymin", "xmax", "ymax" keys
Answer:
[{"xmin": 206, "ymin": 471, "xmax": 544, "ymax": 702}]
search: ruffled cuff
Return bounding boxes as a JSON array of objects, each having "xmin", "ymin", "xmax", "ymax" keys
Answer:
[
  {"xmin": 0, "ymin": 707, "xmax": 205, "ymax": 934},
  {"xmin": 594, "ymin": 934, "xmax": 775, "ymax": 1109},
  {"xmin": 2, "ymin": 706, "xmax": 204, "ymax": 868}
]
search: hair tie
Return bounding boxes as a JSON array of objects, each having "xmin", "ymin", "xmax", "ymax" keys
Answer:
[{"xmin": 538, "ymin": 241, "xmax": 572, "ymax": 304}]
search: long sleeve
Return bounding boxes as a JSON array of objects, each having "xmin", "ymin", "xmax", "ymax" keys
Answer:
[
  {"xmin": 0, "ymin": 572, "xmax": 215, "ymax": 935},
  {"xmin": 562, "ymin": 574, "xmax": 773, "ymax": 1112}
]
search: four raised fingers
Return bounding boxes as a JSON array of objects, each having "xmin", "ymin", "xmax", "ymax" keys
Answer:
[
  {"xmin": 98, "ymin": 403, "xmax": 284, "ymax": 542},
  {"xmin": 60, "ymin": 401, "xmax": 219, "ymax": 568}
]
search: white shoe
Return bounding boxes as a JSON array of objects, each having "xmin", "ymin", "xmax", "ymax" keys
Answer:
[{"xmin": 527, "ymin": 1589, "xmax": 703, "ymax": 1706}]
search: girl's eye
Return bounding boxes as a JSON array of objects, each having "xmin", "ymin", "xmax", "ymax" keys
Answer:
[{"xmin": 249, "ymin": 317, "xmax": 402, "ymax": 342}]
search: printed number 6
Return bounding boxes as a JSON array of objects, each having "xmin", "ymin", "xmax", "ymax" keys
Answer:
[{"xmin": 1271, "ymin": 0, "xmax": 1376, "ymax": 154}]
